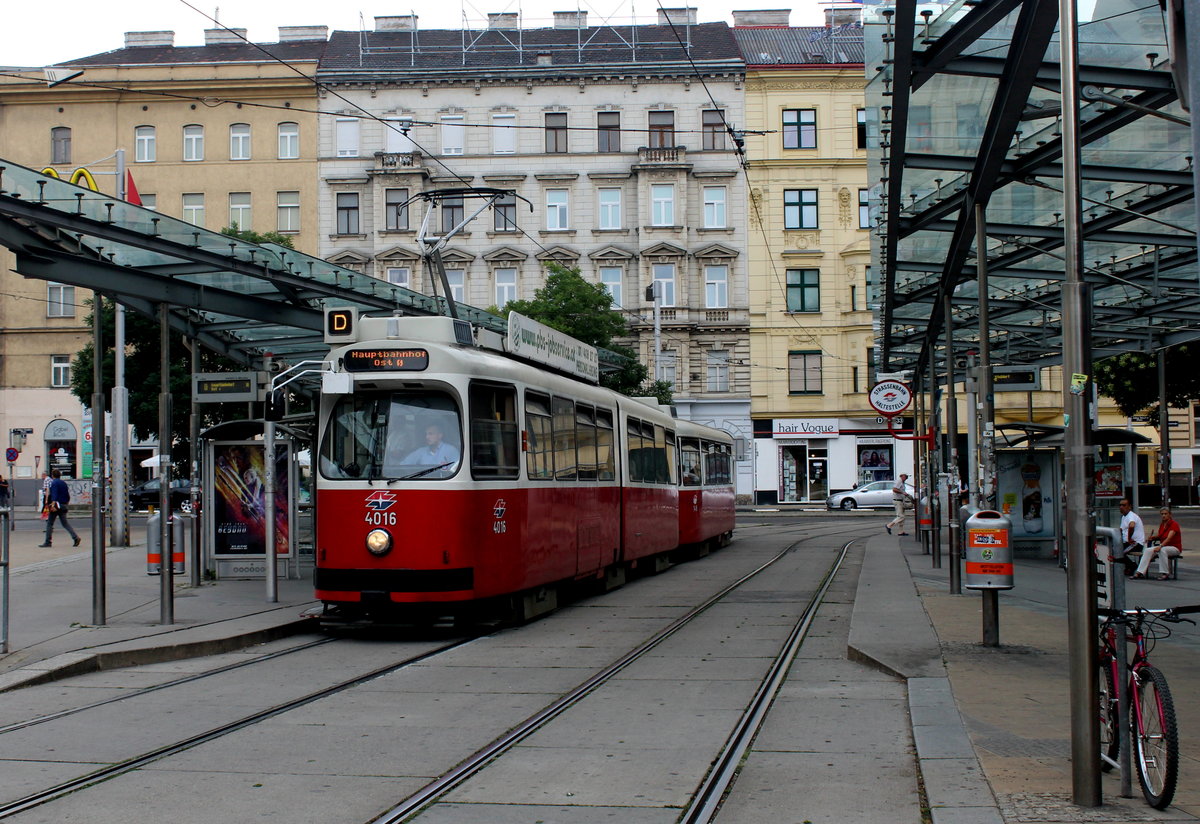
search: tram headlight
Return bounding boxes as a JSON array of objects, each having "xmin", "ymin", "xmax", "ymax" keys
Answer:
[{"xmin": 365, "ymin": 528, "xmax": 393, "ymax": 557}]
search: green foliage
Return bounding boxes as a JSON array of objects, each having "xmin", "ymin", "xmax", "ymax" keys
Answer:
[
  {"xmin": 221, "ymin": 225, "xmax": 296, "ymax": 248},
  {"xmin": 1093, "ymin": 345, "xmax": 1200, "ymax": 419}
]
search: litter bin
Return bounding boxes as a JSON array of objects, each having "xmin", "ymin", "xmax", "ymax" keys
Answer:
[
  {"xmin": 964, "ymin": 509, "xmax": 1013, "ymax": 589},
  {"xmin": 146, "ymin": 512, "xmax": 185, "ymax": 575}
]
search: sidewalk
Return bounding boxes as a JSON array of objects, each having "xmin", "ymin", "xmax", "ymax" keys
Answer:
[
  {"xmin": 850, "ymin": 528, "xmax": 1200, "ymax": 823},
  {"xmin": 0, "ymin": 510, "xmax": 317, "ymax": 692}
]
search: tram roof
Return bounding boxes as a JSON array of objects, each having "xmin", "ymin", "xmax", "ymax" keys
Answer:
[
  {"xmin": 865, "ymin": 0, "xmax": 1199, "ymax": 378},
  {"xmin": 0, "ymin": 158, "xmax": 625, "ymax": 393}
]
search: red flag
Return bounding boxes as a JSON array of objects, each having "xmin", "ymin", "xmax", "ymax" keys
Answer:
[{"xmin": 124, "ymin": 170, "xmax": 142, "ymax": 205}]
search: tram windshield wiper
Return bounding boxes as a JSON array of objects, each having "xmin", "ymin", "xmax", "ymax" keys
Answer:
[{"xmin": 389, "ymin": 462, "xmax": 454, "ymax": 482}]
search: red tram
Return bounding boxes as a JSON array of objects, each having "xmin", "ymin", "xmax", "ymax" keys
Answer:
[{"xmin": 314, "ymin": 311, "xmax": 735, "ymax": 621}]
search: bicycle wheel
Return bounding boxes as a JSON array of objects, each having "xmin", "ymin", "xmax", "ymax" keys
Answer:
[
  {"xmin": 1098, "ymin": 660, "xmax": 1120, "ymax": 771},
  {"xmin": 1132, "ymin": 665, "xmax": 1178, "ymax": 809}
]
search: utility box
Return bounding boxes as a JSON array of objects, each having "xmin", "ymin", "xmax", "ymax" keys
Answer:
[{"xmin": 964, "ymin": 510, "xmax": 1014, "ymax": 589}]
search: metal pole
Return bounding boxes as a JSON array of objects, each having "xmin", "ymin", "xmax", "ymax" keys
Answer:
[
  {"xmin": 111, "ymin": 150, "xmax": 129, "ymax": 548},
  {"xmin": 1158, "ymin": 350, "xmax": 1171, "ymax": 507},
  {"xmin": 1, "ymin": 508, "xmax": 8, "ymax": 653},
  {"xmin": 915, "ymin": 375, "xmax": 928, "ymax": 552},
  {"xmin": 966, "ymin": 352, "xmax": 980, "ymax": 509},
  {"xmin": 92, "ymin": 295, "xmax": 107, "ymax": 626},
  {"xmin": 975, "ymin": 205, "xmax": 995, "ymax": 510},
  {"xmin": 264, "ymin": 356, "xmax": 278, "ymax": 603},
  {"xmin": 928, "ymin": 356, "xmax": 941, "ymax": 568},
  {"xmin": 158, "ymin": 303, "xmax": 174, "ymax": 625},
  {"xmin": 1060, "ymin": 0, "xmax": 1099, "ymax": 800},
  {"xmin": 945, "ymin": 294, "xmax": 961, "ymax": 594},
  {"xmin": 652, "ymin": 282, "xmax": 663, "ymax": 383},
  {"xmin": 188, "ymin": 340, "xmax": 202, "ymax": 588}
]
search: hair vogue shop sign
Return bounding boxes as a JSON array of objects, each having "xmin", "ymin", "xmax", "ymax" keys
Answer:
[{"xmin": 773, "ymin": 419, "xmax": 840, "ymax": 438}]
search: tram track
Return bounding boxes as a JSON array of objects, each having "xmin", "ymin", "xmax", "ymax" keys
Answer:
[{"xmin": 369, "ymin": 530, "xmax": 857, "ymax": 824}]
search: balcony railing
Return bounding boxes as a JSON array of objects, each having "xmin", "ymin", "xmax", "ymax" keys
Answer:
[
  {"xmin": 637, "ymin": 146, "xmax": 686, "ymax": 164},
  {"xmin": 374, "ymin": 151, "xmax": 422, "ymax": 169},
  {"xmin": 705, "ymin": 310, "xmax": 730, "ymax": 322}
]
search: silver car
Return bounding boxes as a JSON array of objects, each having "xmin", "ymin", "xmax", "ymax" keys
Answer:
[{"xmin": 826, "ymin": 481, "xmax": 915, "ymax": 510}]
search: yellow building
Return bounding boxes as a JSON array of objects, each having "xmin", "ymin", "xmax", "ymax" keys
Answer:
[
  {"xmin": 0, "ymin": 26, "xmax": 324, "ymax": 485},
  {"xmin": 734, "ymin": 12, "xmax": 899, "ymax": 504}
]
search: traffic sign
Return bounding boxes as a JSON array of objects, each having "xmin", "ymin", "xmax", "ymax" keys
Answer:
[
  {"xmin": 5, "ymin": 447, "xmax": 18, "ymax": 463},
  {"xmin": 869, "ymin": 380, "xmax": 913, "ymax": 417}
]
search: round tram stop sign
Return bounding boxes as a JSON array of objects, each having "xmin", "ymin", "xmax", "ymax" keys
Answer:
[{"xmin": 869, "ymin": 380, "xmax": 913, "ymax": 417}]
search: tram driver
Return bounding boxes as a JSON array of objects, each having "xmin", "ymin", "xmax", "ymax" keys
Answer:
[{"xmin": 401, "ymin": 422, "xmax": 460, "ymax": 469}]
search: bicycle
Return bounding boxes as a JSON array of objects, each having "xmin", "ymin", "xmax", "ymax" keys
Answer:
[{"xmin": 1097, "ymin": 604, "xmax": 1200, "ymax": 809}]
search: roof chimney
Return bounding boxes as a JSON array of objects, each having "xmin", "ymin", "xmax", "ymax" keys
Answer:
[
  {"xmin": 204, "ymin": 28, "xmax": 248, "ymax": 46},
  {"xmin": 553, "ymin": 10, "xmax": 588, "ymax": 28},
  {"xmin": 731, "ymin": 9, "xmax": 791, "ymax": 26},
  {"xmin": 488, "ymin": 12, "xmax": 519, "ymax": 29},
  {"xmin": 536, "ymin": 52, "xmax": 554, "ymax": 66},
  {"xmin": 824, "ymin": 6, "xmax": 862, "ymax": 27},
  {"xmin": 656, "ymin": 7, "xmax": 698, "ymax": 25},
  {"xmin": 278, "ymin": 25, "xmax": 328, "ymax": 42},
  {"xmin": 375, "ymin": 15, "xmax": 419, "ymax": 31},
  {"xmin": 124, "ymin": 31, "xmax": 175, "ymax": 48}
]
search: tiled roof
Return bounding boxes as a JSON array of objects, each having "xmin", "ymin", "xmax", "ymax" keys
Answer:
[
  {"xmin": 319, "ymin": 22, "xmax": 743, "ymax": 73},
  {"xmin": 64, "ymin": 40, "xmax": 328, "ymax": 67},
  {"xmin": 733, "ymin": 25, "xmax": 864, "ymax": 66}
]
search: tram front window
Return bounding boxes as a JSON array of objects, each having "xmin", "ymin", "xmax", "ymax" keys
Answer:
[{"xmin": 320, "ymin": 392, "xmax": 462, "ymax": 481}]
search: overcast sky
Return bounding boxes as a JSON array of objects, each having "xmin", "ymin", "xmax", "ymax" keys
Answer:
[{"xmin": 3, "ymin": 0, "xmax": 823, "ymax": 67}]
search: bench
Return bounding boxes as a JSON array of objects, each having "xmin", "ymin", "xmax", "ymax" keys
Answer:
[{"xmin": 1123, "ymin": 547, "xmax": 1181, "ymax": 580}]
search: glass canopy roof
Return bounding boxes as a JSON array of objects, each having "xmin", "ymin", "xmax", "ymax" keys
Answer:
[{"xmin": 864, "ymin": 0, "xmax": 1196, "ymax": 377}]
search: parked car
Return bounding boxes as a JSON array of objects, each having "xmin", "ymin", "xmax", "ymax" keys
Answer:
[
  {"xmin": 128, "ymin": 478, "xmax": 192, "ymax": 511},
  {"xmin": 826, "ymin": 481, "xmax": 915, "ymax": 510}
]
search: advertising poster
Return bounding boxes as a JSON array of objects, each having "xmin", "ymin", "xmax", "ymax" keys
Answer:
[
  {"xmin": 1094, "ymin": 464, "xmax": 1124, "ymax": 498},
  {"xmin": 857, "ymin": 442, "xmax": 894, "ymax": 484},
  {"xmin": 997, "ymin": 450, "xmax": 1056, "ymax": 539},
  {"xmin": 212, "ymin": 442, "xmax": 290, "ymax": 558}
]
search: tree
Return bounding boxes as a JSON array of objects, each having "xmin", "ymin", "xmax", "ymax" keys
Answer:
[
  {"xmin": 1093, "ymin": 345, "xmax": 1200, "ymax": 419},
  {"xmin": 221, "ymin": 225, "xmax": 295, "ymax": 248},
  {"xmin": 501, "ymin": 262, "xmax": 669, "ymax": 401}
]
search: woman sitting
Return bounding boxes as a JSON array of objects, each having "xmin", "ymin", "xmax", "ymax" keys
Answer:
[{"xmin": 1134, "ymin": 507, "xmax": 1183, "ymax": 580}]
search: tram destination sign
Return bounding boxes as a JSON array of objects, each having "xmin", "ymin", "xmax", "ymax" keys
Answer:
[
  {"xmin": 193, "ymin": 372, "xmax": 260, "ymax": 403},
  {"xmin": 344, "ymin": 348, "xmax": 429, "ymax": 372}
]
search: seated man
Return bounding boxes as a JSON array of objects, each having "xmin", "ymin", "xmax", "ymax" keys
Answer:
[{"xmin": 1134, "ymin": 507, "xmax": 1183, "ymax": 580}]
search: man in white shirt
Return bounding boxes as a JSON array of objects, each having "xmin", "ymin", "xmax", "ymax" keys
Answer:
[
  {"xmin": 886, "ymin": 473, "xmax": 911, "ymax": 536},
  {"xmin": 1119, "ymin": 498, "xmax": 1145, "ymax": 571},
  {"xmin": 403, "ymin": 423, "xmax": 460, "ymax": 467}
]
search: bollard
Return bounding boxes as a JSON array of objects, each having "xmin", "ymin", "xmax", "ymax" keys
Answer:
[{"xmin": 146, "ymin": 512, "xmax": 185, "ymax": 575}]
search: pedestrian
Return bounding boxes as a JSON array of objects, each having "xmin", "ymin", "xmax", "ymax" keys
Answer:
[
  {"xmin": 1135, "ymin": 507, "xmax": 1182, "ymax": 580},
  {"xmin": 38, "ymin": 469, "xmax": 79, "ymax": 547},
  {"xmin": 0, "ymin": 476, "xmax": 9, "ymax": 507},
  {"xmin": 885, "ymin": 473, "xmax": 911, "ymax": 536},
  {"xmin": 38, "ymin": 471, "xmax": 49, "ymax": 512},
  {"xmin": 1118, "ymin": 498, "xmax": 1145, "ymax": 576}
]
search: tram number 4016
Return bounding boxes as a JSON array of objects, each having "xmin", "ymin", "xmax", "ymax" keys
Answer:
[
  {"xmin": 493, "ymin": 520, "xmax": 507, "ymax": 534},
  {"xmin": 365, "ymin": 511, "xmax": 397, "ymax": 526}
]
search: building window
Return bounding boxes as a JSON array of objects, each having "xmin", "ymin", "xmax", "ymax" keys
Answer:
[
  {"xmin": 703, "ymin": 186, "xmax": 726, "ymax": 228},
  {"xmin": 445, "ymin": 269, "xmax": 465, "ymax": 303},
  {"xmin": 648, "ymin": 111, "xmax": 675, "ymax": 148},
  {"xmin": 385, "ymin": 117, "xmax": 417, "ymax": 153},
  {"xmin": 385, "ymin": 267, "xmax": 410, "ymax": 288},
  {"xmin": 228, "ymin": 192, "xmax": 251, "ymax": 229},
  {"xmin": 856, "ymin": 108, "xmax": 868, "ymax": 150},
  {"xmin": 786, "ymin": 268, "xmax": 820, "ymax": 312},
  {"xmin": 705, "ymin": 264, "xmax": 728, "ymax": 308},
  {"xmin": 276, "ymin": 191, "xmax": 300, "ymax": 232},
  {"xmin": 335, "ymin": 118, "xmax": 359, "ymax": 157},
  {"xmin": 702, "ymin": 109, "xmax": 726, "ymax": 150},
  {"xmin": 783, "ymin": 109, "xmax": 817, "ymax": 149},
  {"xmin": 385, "ymin": 188, "xmax": 409, "ymax": 231},
  {"xmin": 866, "ymin": 347, "xmax": 877, "ymax": 388},
  {"xmin": 336, "ymin": 192, "xmax": 360, "ymax": 234},
  {"xmin": 51, "ymin": 355, "xmax": 71, "ymax": 388},
  {"xmin": 182, "ymin": 193, "xmax": 205, "ymax": 227},
  {"xmin": 183, "ymin": 125, "xmax": 204, "ymax": 161},
  {"xmin": 788, "ymin": 351, "xmax": 822, "ymax": 394},
  {"xmin": 598, "ymin": 188, "xmax": 622, "ymax": 229},
  {"xmin": 278, "ymin": 122, "xmax": 299, "ymax": 159},
  {"xmin": 493, "ymin": 192, "xmax": 517, "ymax": 231},
  {"xmin": 441, "ymin": 195, "xmax": 463, "ymax": 233},
  {"xmin": 51, "ymin": 127, "xmax": 71, "ymax": 164},
  {"xmin": 140, "ymin": 194, "xmax": 157, "ymax": 210},
  {"xmin": 910, "ymin": 104, "xmax": 933, "ymax": 152},
  {"xmin": 229, "ymin": 123, "xmax": 251, "ymax": 160},
  {"xmin": 652, "ymin": 263, "xmax": 676, "ymax": 307},
  {"xmin": 441, "ymin": 115, "xmax": 465, "ymax": 155},
  {"xmin": 859, "ymin": 188, "xmax": 871, "ymax": 229},
  {"xmin": 135, "ymin": 126, "xmax": 156, "ymax": 162},
  {"xmin": 600, "ymin": 267, "xmax": 623, "ymax": 307},
  {"xmin": 492, "ymin": 113, "xmax": 516, "ymax": 154},
  {"xmin": 706, "ymin": 350, "xmax": 729, "ymax": 392},
  {"xmin": 659, "ymin": 349, "xmax": 677, "ymax": 388},
  {"xmin": 495, "ymin": 268, "xmax": 517, "ymax": 306},
  {"xmin": 597, "ymin": 111, "xmax": 620, "ymax": 152},
  {"xmin": 546, "ymin": 189, "xmax": 569, "ymax": 230},
  {"xmin": 545, "ymin": 112, "xmax": 568, "ymax": 153},
  {"xmin": 784, "ymin": 189, "xmax": 819, "ymax": 229},
  {"xmin": 651, "ymin": 184, "xmax": 674, "ymax": 226},
  {"xmin": 47, "ymin": 283, "xmax": 75, "ymax": 318}
]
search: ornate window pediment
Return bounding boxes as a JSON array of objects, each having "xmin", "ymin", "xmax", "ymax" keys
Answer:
[
  {"xmin": 483, "ymin": 246, "xmax": 529, "ymax": 262},
  {"xmin": 693, "ymin": 242, "xmax": 739, "ymax": 259},
  {"xmin": 588, "ymin": 244, "xmax": 635, "ymax": 261},
  {"xmin": 641, "ymin": 241, "xmax": 686, "ymax": 258},
  {"xmin": 535, "ymin": 245, "xmax": 579, "ymax": 262},
  {"xmin": 328, "ymin": 249, "xmax": 370, "ymax": 266},
  {"xmin": 438, "ymin": 248, "xmax": 476, "ymax": 264},
  {"xmin": 376, "ymin": 246, "xmax": 421, "ymax": 262}
]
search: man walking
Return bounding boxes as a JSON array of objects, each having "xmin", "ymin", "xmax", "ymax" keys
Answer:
[
  {"xmin": 886, "ymin": 473, "xmax": 911, "ymax": 536},
  {"xmin": 38, "ymin": 469, "xmax": 80, "ymax": 547}
]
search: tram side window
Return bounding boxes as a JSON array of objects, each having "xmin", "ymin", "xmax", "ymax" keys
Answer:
[
  {"xmin": 703, "ymin": 441, "xmax": 732, "ymax": 485},
  {"xmin": 595, "ymin": 408, "xmax": 615, "ymax": 480},
  {"xmin": 470, "ymin": 383, "xmax": 519, "ymax": 479},
  {"xmin": 656, "ymin": 426, "xmax": 675, "ymax": 485},
  {"xmin": 626, "ymin": 417, "xmax": 645, "ymax": 482},
  {"xmin": 576, "ymin": 404, "xmax": 598, "ymax": 481},
  {"xmin": 525, "ymin": 392, "xmax": 554, "ymax": 480},
  {"xmin": 680, "ymin": 438, "xmax": 702, "ymax": 486},
  {"xmin": 553, "ymin": 396, "xmax": 577, "ymax": 481}
]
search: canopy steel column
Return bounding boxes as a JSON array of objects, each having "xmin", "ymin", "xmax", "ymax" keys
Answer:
[
  {"xmin": 158, "ymin": 303, "xmax": 174, "ymax": 625},
  {"xmin": 91, "ymin": 297, "xmax": 106, "ymax": 626},
  {"xmin": 945, "ymin": 294, "xmax": 962, "ymax": 593}
]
